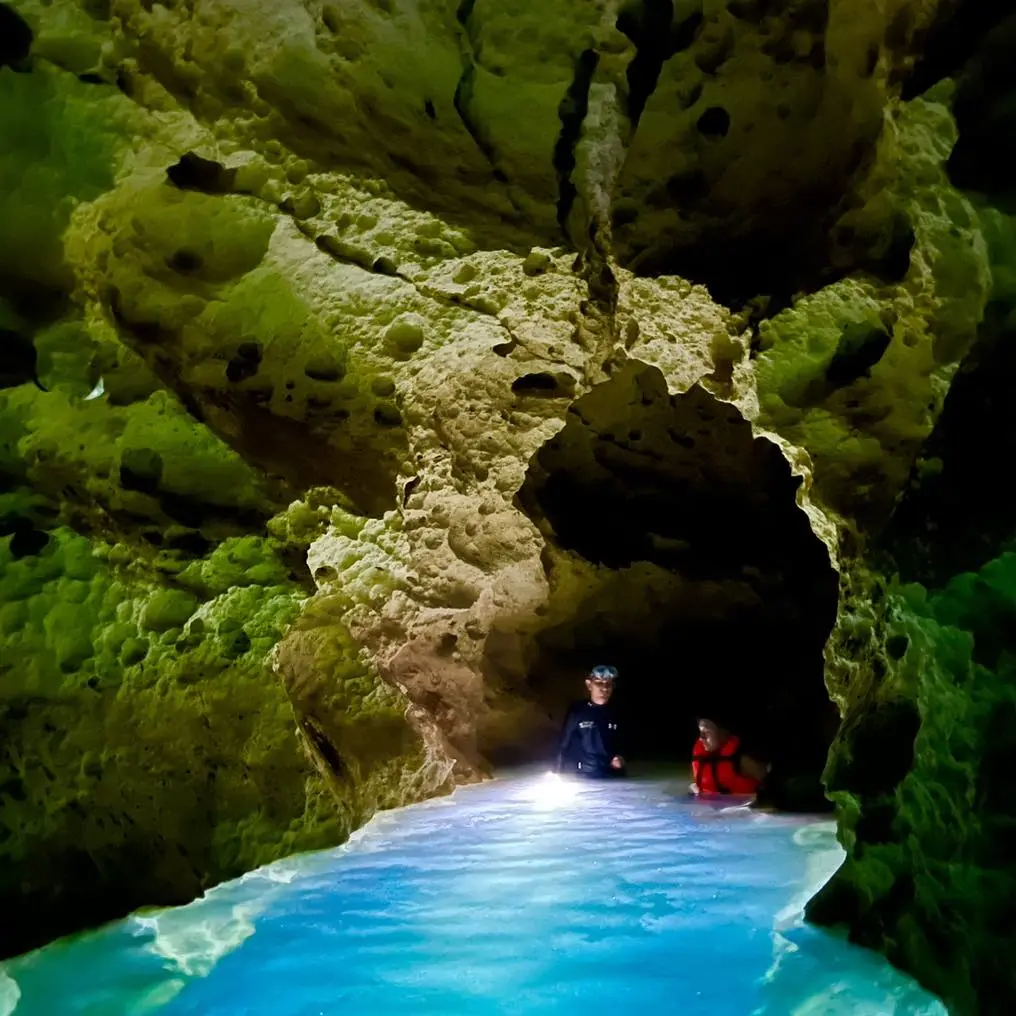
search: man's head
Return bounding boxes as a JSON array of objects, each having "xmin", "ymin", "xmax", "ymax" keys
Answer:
[
  {"xmin": 586, "ymin": 665, "xmax": 618, "ymax": 705},
  {"xmin": 698, "ymin": 717, "xmax": 729, "ymax": 751}
]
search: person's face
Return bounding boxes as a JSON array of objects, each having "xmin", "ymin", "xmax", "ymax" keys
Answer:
[
  {"xmin": 586, "ymin": 677, "xmax": 614, "ymax": 705},
  {"xmin": 698, "ymin": 719, "xmax": 725, "ymax": 751}
]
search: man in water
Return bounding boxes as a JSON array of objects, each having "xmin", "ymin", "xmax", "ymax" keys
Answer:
[
  {"xmin": 690, "ymin": 716, "xmax": 767, "ymax": 796},
  {"xmin": 555, "ymin": 665, "xmax": 626, "ymax": 778}
]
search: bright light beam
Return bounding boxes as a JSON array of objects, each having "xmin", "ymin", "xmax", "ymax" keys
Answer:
[{"xmin": 524, "ymin": 771, "xmax": 580, "ymax": 810}]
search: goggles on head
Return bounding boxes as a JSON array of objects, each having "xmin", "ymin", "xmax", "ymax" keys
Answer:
[{"xmin": 589, "ymin": 665, "xmax": 618, "ymax": 682}]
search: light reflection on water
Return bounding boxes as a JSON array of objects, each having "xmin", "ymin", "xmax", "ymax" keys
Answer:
[{"xmin": 2, "ymin": 770, "xmax": 946, "ymax": 1016}]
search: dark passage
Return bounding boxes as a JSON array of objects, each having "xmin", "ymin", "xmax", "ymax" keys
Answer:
[{"xmin": 512, "ymin": 364, "xmax": 839, "ymax": 808}]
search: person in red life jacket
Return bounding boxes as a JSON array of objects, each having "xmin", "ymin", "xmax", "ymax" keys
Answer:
[{"xmin": 690, "ymin": 716, "xmax": 768, "ymax": 796}]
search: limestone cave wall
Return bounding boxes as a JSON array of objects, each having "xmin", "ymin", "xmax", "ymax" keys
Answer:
[
  {"xmin": 1, "ymin": 0, "xmax": 1014, "ymax": 1010},
  {"xmin": 799, "ymin": 15, "xmax": 1016, "ymax": 1014}
]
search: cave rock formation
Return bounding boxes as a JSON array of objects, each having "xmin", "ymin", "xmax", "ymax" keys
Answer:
[{"xmin": 1, "ymin": 0, "xmax": 1014, "ymax": 1010}]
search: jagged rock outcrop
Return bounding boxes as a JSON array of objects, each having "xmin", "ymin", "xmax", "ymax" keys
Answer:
[
  {"xmin": 1, "ymin": 0, "xmax": 1013, "ymax": 1010},
  {"xmin": 802, "ymin": 16, "xmax": 1016, "ymax": 1013}
]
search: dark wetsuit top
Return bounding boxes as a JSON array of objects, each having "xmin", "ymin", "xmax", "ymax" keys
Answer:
[{"xmin": 556, "ymin": 700, "xmax": 625, "ymax": 777}]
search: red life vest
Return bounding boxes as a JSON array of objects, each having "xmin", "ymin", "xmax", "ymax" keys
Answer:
[{"xmin": 692, "ymin": 735, "xmax": 759, "ymax": 794}]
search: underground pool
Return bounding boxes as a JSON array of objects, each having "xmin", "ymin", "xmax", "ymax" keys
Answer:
[{"xmin": 1, "ymin": 771, "xmax": 946, "ymax": 1016}]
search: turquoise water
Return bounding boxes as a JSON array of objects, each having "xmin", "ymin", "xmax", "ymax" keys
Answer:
[{"xmin": 2, "ymin": 772, "xmax": 945, "ymax": 1016}]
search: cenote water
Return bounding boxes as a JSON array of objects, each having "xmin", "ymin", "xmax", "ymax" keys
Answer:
[{"xmin": 1, "ymin": 771, "xmax": 946, "ymax": 1016}]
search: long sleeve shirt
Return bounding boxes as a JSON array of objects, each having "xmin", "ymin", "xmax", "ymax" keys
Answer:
[{"xmin": 555, "ymin": 700, "xmax": 624, "ymax": 776}]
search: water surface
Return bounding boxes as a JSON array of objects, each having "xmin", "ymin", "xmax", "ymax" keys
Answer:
[{"xmin": 2, "ymin": 771, "xmax": 945, "ymax": 1015}]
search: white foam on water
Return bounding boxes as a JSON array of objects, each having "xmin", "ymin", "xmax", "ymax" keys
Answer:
[
  {"xmin": 130, "ymin": 979, "xmax": 187, "ymax": 1014},
  {"xmin": 755, "ymin": 820, "xmax": 948, "ymax": 1016},
  {"xmin": 0, "ymin": 969, "xmax": 20, "ymax": 1016},
  {"xmin": 133, "ymin": 900, "xmax": 261, "ymax": 979},
  {"xmin": 130, "ymin": 849, "xmax": 333, "ymax": 978},
  {"xmin": 773, "ymin": 820, "xmax": 844, "ymax": 930},
  {"xmin": 129, "ymin": 799, "xmax": 439, "ymax": 981},
  {"xmin": 789, "ymin": 985, "xmax": 947, "ymax": 1016}
]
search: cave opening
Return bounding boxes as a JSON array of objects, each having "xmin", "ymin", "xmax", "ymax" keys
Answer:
[{"xmin": 510, "ymin": 364, "xmax": 840, "ymax": 807}]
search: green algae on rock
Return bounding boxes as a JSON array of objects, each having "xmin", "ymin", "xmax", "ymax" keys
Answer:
[
  {"xmin": 807, "ymin": 194, "xmax": 1016, "ymax": 1016},
  {"xmin": 0, "ymin": 520, "xmax": 331, "ymax": 957}
]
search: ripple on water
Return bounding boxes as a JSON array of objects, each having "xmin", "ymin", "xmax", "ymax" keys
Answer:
[{"xmin": 1, "ymin": 773, "xmax": 947, "ymax": 1016}]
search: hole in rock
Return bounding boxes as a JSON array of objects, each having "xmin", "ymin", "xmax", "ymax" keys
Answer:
[
  {"xmin": 165, "ymin": 531, "xmax": 212, "ymax": 557},
  {"xmin": 0, "ymin": 3, "xmax": 33, "ymax": 68},
  {"xmin": 167, "ymin": 249, "xmax": 203, "ymax": 274},
  {"xmin": 225, "ymin": 341, "xmax": 263, "ymax": 383},
  {"xmin": 696, "ymin": 106, "xmax": 731, "ymax": 138},
  {"xmin": 504, "ymin": 363, "xmax": 839, "ymax": 808},
  {"xmin": 511, "ymin": 372, "xmax": 575, "ymax": 397},
  {"xmin": 0, "ymin": 516, "xmax": 50, "ymax": 558},
  {"xmin": 165, "ymin": 152, "xmax": 237, "ymax": 195}
]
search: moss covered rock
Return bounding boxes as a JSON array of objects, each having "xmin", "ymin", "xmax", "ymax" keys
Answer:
[
  {"xmin": 0, "ymin": 518, "xmax": 332, "ymax": 954},
  {"xmin": 806, "ymin": 188, "xmax": 1016, "ymax": 1013}
]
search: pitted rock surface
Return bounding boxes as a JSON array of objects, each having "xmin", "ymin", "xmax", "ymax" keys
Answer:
[{"xmin": 2, "ymin": 1, "xmax": 1015, "ymax": 1008}]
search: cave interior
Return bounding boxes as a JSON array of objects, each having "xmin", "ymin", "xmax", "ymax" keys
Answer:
[{"xmin": 510, "ymin": 364, "xmax": 840, "ymax": 805}]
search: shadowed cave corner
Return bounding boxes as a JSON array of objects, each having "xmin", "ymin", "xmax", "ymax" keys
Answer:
[{"xmin": 484, "ymin": 364, "xmax": 840, "ymax": 810}]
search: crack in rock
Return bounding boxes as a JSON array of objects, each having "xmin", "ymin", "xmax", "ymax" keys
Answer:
[
  {"xmin": 616, "ymin": 0, "xmax": 704, "ymax": 133},
  {"xmin": 553, "ymin": 47, "xmax": 601, "ymax": 238},
  {"xmin": 452, "ymin": 0, "xmax": 525, "ymax": 220}
]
